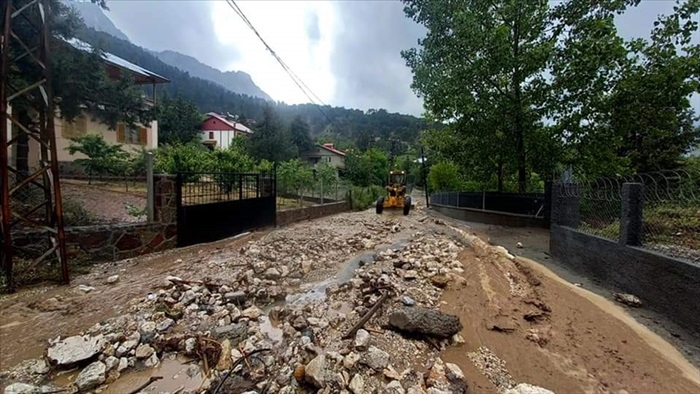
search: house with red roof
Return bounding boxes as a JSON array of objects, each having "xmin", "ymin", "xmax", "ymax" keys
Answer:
[
  {"xmin": 305, "ymin": 143, "xmax": 346, "ymax": 169},
  {"xmin": 200, "ymin": 112, "xmax": 253, "ymax": 149}
]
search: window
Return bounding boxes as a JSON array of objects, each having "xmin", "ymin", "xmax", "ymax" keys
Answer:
[
  {"xmin": 209, "ymin": 132, "xmax": 215, "ymax": 140},
  {"xmin": 327, "ymin": 156, "xmax": 332, "ymax": 163},
  {"xmin": 117, "ymin": 123, "xmax": 148, "ymax": 145},
  {"xmin": 62, "ymin": 115, "xmax": 87, "ymax": 138}
]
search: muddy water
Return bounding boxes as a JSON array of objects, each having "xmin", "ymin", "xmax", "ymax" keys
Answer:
[{"xmin": 111, "ymin": 357, "xmax": 204, "ymax": 394}]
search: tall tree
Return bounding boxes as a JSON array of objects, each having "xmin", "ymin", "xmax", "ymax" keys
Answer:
[
  {"xmin": 289, "ymin": 115, "xmax": 315, "ymax": 155},
  {"xmin": 157, "ymin": 95, "xmax": 203, "ymax": 145},
  {"xmin": 402, "ymin": 0, "xmax": 554, "ymax": 192},
  {"xmin": 8, "ymin": 0, "xmax": 152, "ymax": 177},
  {"xmin": 247, "ymin": 104, "xmax": 296, "ymax": 163}
]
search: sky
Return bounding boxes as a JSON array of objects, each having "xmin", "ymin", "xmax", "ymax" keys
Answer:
[{"xmin": 102, "ymin": 0, "xmax": 698, "ymax": 117}]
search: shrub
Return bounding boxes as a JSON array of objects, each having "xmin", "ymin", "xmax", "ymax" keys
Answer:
[
  {"xmin": 62, "ymin": 197, "xmax": 97, "ymax": 226},
  {"xmin": 350, "ymin": 185, "xmax": 386, "ymax": 211},
  {"xmin": 428, "ymin": 161, "xmax": 464, "ymax": 192}
]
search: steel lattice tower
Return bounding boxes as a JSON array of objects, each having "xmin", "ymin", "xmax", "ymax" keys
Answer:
[{"xmin": 1, "ymin": 0, "xmax": 69, "ymax": 291}]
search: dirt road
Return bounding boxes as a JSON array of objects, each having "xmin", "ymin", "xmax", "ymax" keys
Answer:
[{"xmin": 1, "ymin": 208, "xmax": 698, "ymax": 393}]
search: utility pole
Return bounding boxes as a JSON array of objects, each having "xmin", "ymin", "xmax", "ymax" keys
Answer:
[{"xmin": 1, "ymin": 0, "xmax": 68, "ymax": 291}]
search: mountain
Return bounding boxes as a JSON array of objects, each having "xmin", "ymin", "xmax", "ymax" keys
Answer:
[
  {"xmin": 74, "ymin": 26, "xmax": 429, "ymax": 148},
  {"xmin": 154, "ymin": 50, "xmax": 272, "ymax": 101},
  {"xmin": 63, "ymin": 0, "xmax": 129, "ymax": 41}
]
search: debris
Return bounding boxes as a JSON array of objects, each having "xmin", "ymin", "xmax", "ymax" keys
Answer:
[
  {"xmin": 156, "ymin": 318, "xmax": 174, "ymax": 332},
  {"xmin": 384, "ymin": 380, "xmax": 406, "ymax": 394},
  {"xmin": 342, "ymin": 292, "xmax": 389, "ymax": 340},
  {"xmin": 389, "ymin": 307, "xmax": 462, "ymax": 338},
  {"xmin": 135, "ymin": 344, "xmax": 154, "ymax": 359},
  {"xmin": 613, "ymin": 293, "xmax": 642, "ymax": 307},
  {"xmin": 77, "ymin": 285, "xmax": 95, "ymax": 293},
  {"xmin": 516, "ymin": 242, "xmax": 523, "ymax": 248},
  {"xmin": 304, "ymin": 354, "xmax": 331, "ymax": 388},
  {"xmin": 3, "ymin": 383, "xmax": 41, "ymax": 394},
  {"xmin": 360, "ymin": 346, "xmax": 390, "ymax": 371},
  {"xmin": 401, "ymin": 295, "xmax": 416, "ymax": 306},
  {"xmin": 349, "ymin": 373, "xmax": 365, "ymax": 394},
  {"xmin": 354, "ymin": 329, "xmax": 371, "ymax": 351},
  {"xmin": 47, "ymin": 335, "xmax": 105, "ymax": 366},
  {"xmin": 127, "ymin": 376, "xmax": 163, "ymax": 394},
  {"xmin": 106, "ymin": 275, "xmax": 120, "ymax": 284},
  {"xmin": 76, "ymin": 361, "xmax": 107, "ymax": 391},
  {"xmin": 430, "ymin": 275, "xmax": 449, "ymax": 288},
  {"xmin": 504, "ymin": 383, "xmax": 555, "ymax": 394}
]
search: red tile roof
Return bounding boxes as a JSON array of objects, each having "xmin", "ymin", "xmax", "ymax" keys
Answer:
[
  {"xmin": 204, "ymin": 112, "xmax": 252, "ymax": 134},
  {"xmin": 319, "ymin": 143, "xmax": 346, "ymax": 157}
]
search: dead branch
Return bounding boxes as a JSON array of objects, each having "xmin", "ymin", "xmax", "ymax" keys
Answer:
[
  {"xmin": 127, "ymin": 376, "xmax": 163, "ymax": 394},
  {"xmin": 342, "ymin": 291, "xmax": 390, "ymax": 340}
]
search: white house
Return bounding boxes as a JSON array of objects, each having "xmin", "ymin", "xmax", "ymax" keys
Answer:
[{"xmin": 200, "ymin": 112, "xmax": 253, "ymax": 150}]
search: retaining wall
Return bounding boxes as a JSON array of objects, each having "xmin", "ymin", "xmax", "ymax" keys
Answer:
[
  {"xmin": 550, "ymin": 225, "xmax": 700, "ymax": 333},
  {"xmin": 431, "ymin": 204, "xmax": 549, "ymax": 228},
  {"xmin": 277, "ymin": 201, "xmax": 350, "ymax": 227}
]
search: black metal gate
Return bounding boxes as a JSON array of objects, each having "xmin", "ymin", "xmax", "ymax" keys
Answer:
[{"xmin": 176, "ymin": 171, "xmax": 276, "ymax": 247}]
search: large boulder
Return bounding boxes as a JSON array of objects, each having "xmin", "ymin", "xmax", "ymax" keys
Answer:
[
  {"xmin": 76, "ymin": 361, "xmax": 107, "ymax": 391},
  {"xmin": 389, "ymin": 307, "xmax": 462, "ymax": 338},
  {"xmin": 3, "ymin": 383, "xmax": 41, "ymax": 394},
  {"xmin": 47, "ymin": 335, "xmax": 105, "ymax": 366}
]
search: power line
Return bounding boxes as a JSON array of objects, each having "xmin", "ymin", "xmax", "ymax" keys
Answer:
[{"xmin": 224, "ymin": 0, "xmax": 332, "ymax": 122}]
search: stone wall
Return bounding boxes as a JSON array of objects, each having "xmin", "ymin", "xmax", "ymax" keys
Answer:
[
  {"xmin": 12, "ymin": 176, "xmax": 178, "ymax": 265},
  {"xmin": 431, "ymin": 204, "xmax": 549, "ymax": 228},
  {"xmin": 277, "ymin": 201, "xmax": 350, "ymax": 227}
]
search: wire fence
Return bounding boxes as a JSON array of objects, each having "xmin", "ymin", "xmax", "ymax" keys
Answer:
[
  {"xmin": 554, "ymin": 170, "xmax": 700, "ymax": 263},
  {"xmin": 430, "ymin": 190, "xmax": 548, "ymax": 217},
  {"xmin": 277, "ymin": 177, "xmax": 349, "ymax": 210}
]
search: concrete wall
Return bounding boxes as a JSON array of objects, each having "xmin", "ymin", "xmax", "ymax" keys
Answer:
[
  {"xmin": 277, "ymin": 201, "xmax": 350, "ymax": 227},
  {"xmin": 431, "ymin": 204, "xmax": 549, "ymax": 228},
  {"xmin": 550, "ymin": 225, "xmax": 700, "ymax": 333}
]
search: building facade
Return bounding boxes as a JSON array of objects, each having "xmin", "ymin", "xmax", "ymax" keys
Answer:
[{"xmin": 200, "ymin": 113, "xmax": 253, "ymax": 150}]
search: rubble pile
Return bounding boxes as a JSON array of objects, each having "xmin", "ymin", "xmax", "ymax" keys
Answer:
[{"xmin": 2, "ymin": 216, "xmax": 476, "ymax": 394}]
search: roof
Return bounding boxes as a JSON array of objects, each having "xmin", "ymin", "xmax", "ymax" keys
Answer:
[
  {"xmin": 319, "ymin": 143, "xmax": 346, "ymax": 157},
  {"xmin": 204, "ymin": 112, "xmax": 253, "ymax": 134},
  {"xmin": 64, "ymin": 38, "xmax": 170, "ymax": 85}
]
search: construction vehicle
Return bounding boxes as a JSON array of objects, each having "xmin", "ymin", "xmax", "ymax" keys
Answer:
[{"xmin": 376, "ymin": 170, "xmax": 412, "ymax": 215}]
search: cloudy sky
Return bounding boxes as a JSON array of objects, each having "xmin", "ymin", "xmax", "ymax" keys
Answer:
[{"xmin": 102, "ymin": 0, "xmax": 697, "ymax": 116}]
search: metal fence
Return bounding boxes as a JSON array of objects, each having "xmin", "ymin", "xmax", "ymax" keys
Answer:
[
  {"xmin": 553, "ymin": 171, "xmax": 700, "ymax": 263},
  {"xmin": 430, "ymin": 190, "xmax": 548, "ymax": 217},
  {"xmin": 277, "ymin": 177, "xmax": 349, "ymax": 210}
]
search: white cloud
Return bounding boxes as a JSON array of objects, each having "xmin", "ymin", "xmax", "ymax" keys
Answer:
[{"xmin": 211, "ymin": 0, "xmax": 337, "ymax": 105}]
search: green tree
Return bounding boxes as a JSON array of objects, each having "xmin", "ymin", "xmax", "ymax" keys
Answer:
[
  {"xmin": 343, "ymin": 148, "xmax": 389, "ymax": 187},
  {"xmin": 248, "ymin": 104, "xmax": 297, "ymax": 162},
  {"xmin": 315, "ymin": 162, "xmax": 337, "ymax": 203},
  {"xmin": 157, "ymin": 95, "xmax": 203, "ymax": 145},
  {"xmin": 402, "ymin": 0, "xmax": 554, "ymax": 192},
  {"xmin": 428, "ymin": 161, "xmax": 465, "ymax": 192},
  {"xmin": 211, "ymin": 139, "xmax": 256, "ymax": 193},
  {"xmin": 8, "ymin": 0, "xmax": 153, "ymax": 178},
  {"xmin": 277, "ymin": 159, "xmax": 314, "ymax": 206},
  {"xmin": 66, "ymin": 134, "xmax": 129, "ymax": 181},
  {"xmin": 289, "ymin": 116, "xmax": 315, "ymax": 155},
  {"xmin": 154, "ymin": 143, "xmax": 210, "ymax": 181}
]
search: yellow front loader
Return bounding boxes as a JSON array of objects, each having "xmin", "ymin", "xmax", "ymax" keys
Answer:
[{"xmin": 376, "ymin": 170, "xmax": 412, "ymax": 215}]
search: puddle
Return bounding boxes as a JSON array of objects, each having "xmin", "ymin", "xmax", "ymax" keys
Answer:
[{"xmin": 259, "ymin": 315, "xmax": 283, "ymax": 344}]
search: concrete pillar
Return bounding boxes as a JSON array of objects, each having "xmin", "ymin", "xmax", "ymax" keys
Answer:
[
  {"xmin": 620, "ymin": 182, "xmax": 645, "ymax": 246},
  {"xmin": 555, "ymin": 182, "xmax": 580, "ymax": 228}
]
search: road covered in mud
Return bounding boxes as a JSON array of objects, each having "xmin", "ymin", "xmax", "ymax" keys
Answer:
[{"xmin": 1, "ymin": 208, "xmax": 699, "ymax": 393}]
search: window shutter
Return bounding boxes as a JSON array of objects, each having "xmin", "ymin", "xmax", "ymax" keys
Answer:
[
  {"xmin": 138, "ymin": 127, "xmax": 148, "ymax": 145},
  {"xmin": 116, "ymin": 123, "xmax": 125, "ymax": 142}
]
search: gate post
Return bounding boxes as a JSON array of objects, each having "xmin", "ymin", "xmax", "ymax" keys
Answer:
[
  {"xmin": 620, "ymin": 182, "xmax": 644, "ymax": 246},
  {"xmin": 238, "ymin": 174, "xmax": 243, "ymax": 200}
]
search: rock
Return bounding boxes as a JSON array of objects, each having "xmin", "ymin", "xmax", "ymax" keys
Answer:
[
  {"xmin": 185, "ymin": 338, "xmax": 197, "ymax": 353},
  {"xmin": 613, "ymin": 293, "xmax": 642, "ymax": 307},
  {"xmin": 279, "ymin": 265, "xmax": 290, "ymax": 277},
  {"xmin": 216, "ymin": 339, "xmax": 232, "ymax": 370},
  {"xmin": 144, "ymin": 353, "xmax": 160, "ymax": 368},
  {"xmin": 213, "ymin": 324, "xmax": 247, "ymax": 342},
  {"xmin": 291, "ymin": 316, "xmax": 308, "ymax": 329},
  {"xmin": 224, "ymin": 291, "xmax": 246, "ymax": 304},
  {"xmin": 77, "ymin": 285, "xmax": 95, "ymax": 293},
  {"xmin": 241, "ymin": 306, "xmax": 262, "ymax": 320},
  {"xmin": 301, "ymin": 259, "xmax": 312, "ymax": 274},
  {"xmin": 354, "ymin": 329, "xmax": 371, "ymax": 351},
  {"xmin": 343, "ymin": 352, "xmax": 360, "ymax": 369},
  {"xmin": 264, "ymin": 267, "xmax": 281, "ymax": 279},
  {"xmin": 104, "ymin": 356, "xmax": 119, "ymax": 372},
  {"xmin": 360, "ymin": 346, "xmax": 389, "ymax": 371},
  {"xmin": 293, "ymin": 364, "xmax": 305, "ymax": 383},
  {"xmin": 384, "ymin": 380, "xmax": 406, "ymax": 394},
  {"xmin": 305, "ymin": 355, "xmax": 331, "ymax": 388},
  {"xmin": 156, "ymin": 318, "xmax": 174, "ymax": 332},
  {"xmin": 76, "ymin": 361, "xmax": 106, "ymax": 391},
  {"xmin": 348, "ymin": 374, "xmax": 365, "ymax": 394},
  {"xmin": 47, "ymin": 335, "xmax": 105, "ymax": 366},
  {"xmin": 516, "ymin": 242, "xmax": 523, "ymax": 248},
  {"xmin": 404, "ymin": 270, "xmax": 418, "ymax": 280},
  {"xmin": 15, "ymin": 358, "xmax": 49, "ymax": 375},
  {"xmin": 389, "ymin": 307, "xmax": 462, "ymax": 338},
  {"xmin": 427, "ymin": 389, "xmax": 450, "ymax": 394},
  {"xmin": 445, "ymin": 363, "xmax": 468, "ymax": 392},
  {"xmin": 504, "ymin": 383, "xmax": 555, "ymax": 394},
  {"xmin": 407, "ymin": 388, "xmax": 427, "ymax": 394},
  {"xmin": 4, "ymin": 383, "xmax": 41, "ymax": 394},
  {"xmin": 139, "ymin": 321, "xmax": 157, "ymax": 343},
  {"xmin": 401, "ymin": 296, "xmax": 416, "ymax": 306},
  {"xmin": 135, "ymin": 344, "xmax": 154, "ymax": 359},
  {"xmin": 181, "ymin": 290, "xmax": 197, "ymax": 305},
  {"xmin": 106, "ymin": 275, "xmax": 120, "ymax": 284},
  {"xmin": 430, "ymin": 275, "xmax": 449, "ymax": 288},
  {"xmin": 117, "ymin": 357, "xmax": 129, "ymax": 372}
]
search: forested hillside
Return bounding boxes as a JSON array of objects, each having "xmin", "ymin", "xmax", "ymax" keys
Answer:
[{"xmin": 75, "ymin": 27, "xmax": 429, "ymax": 149}]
